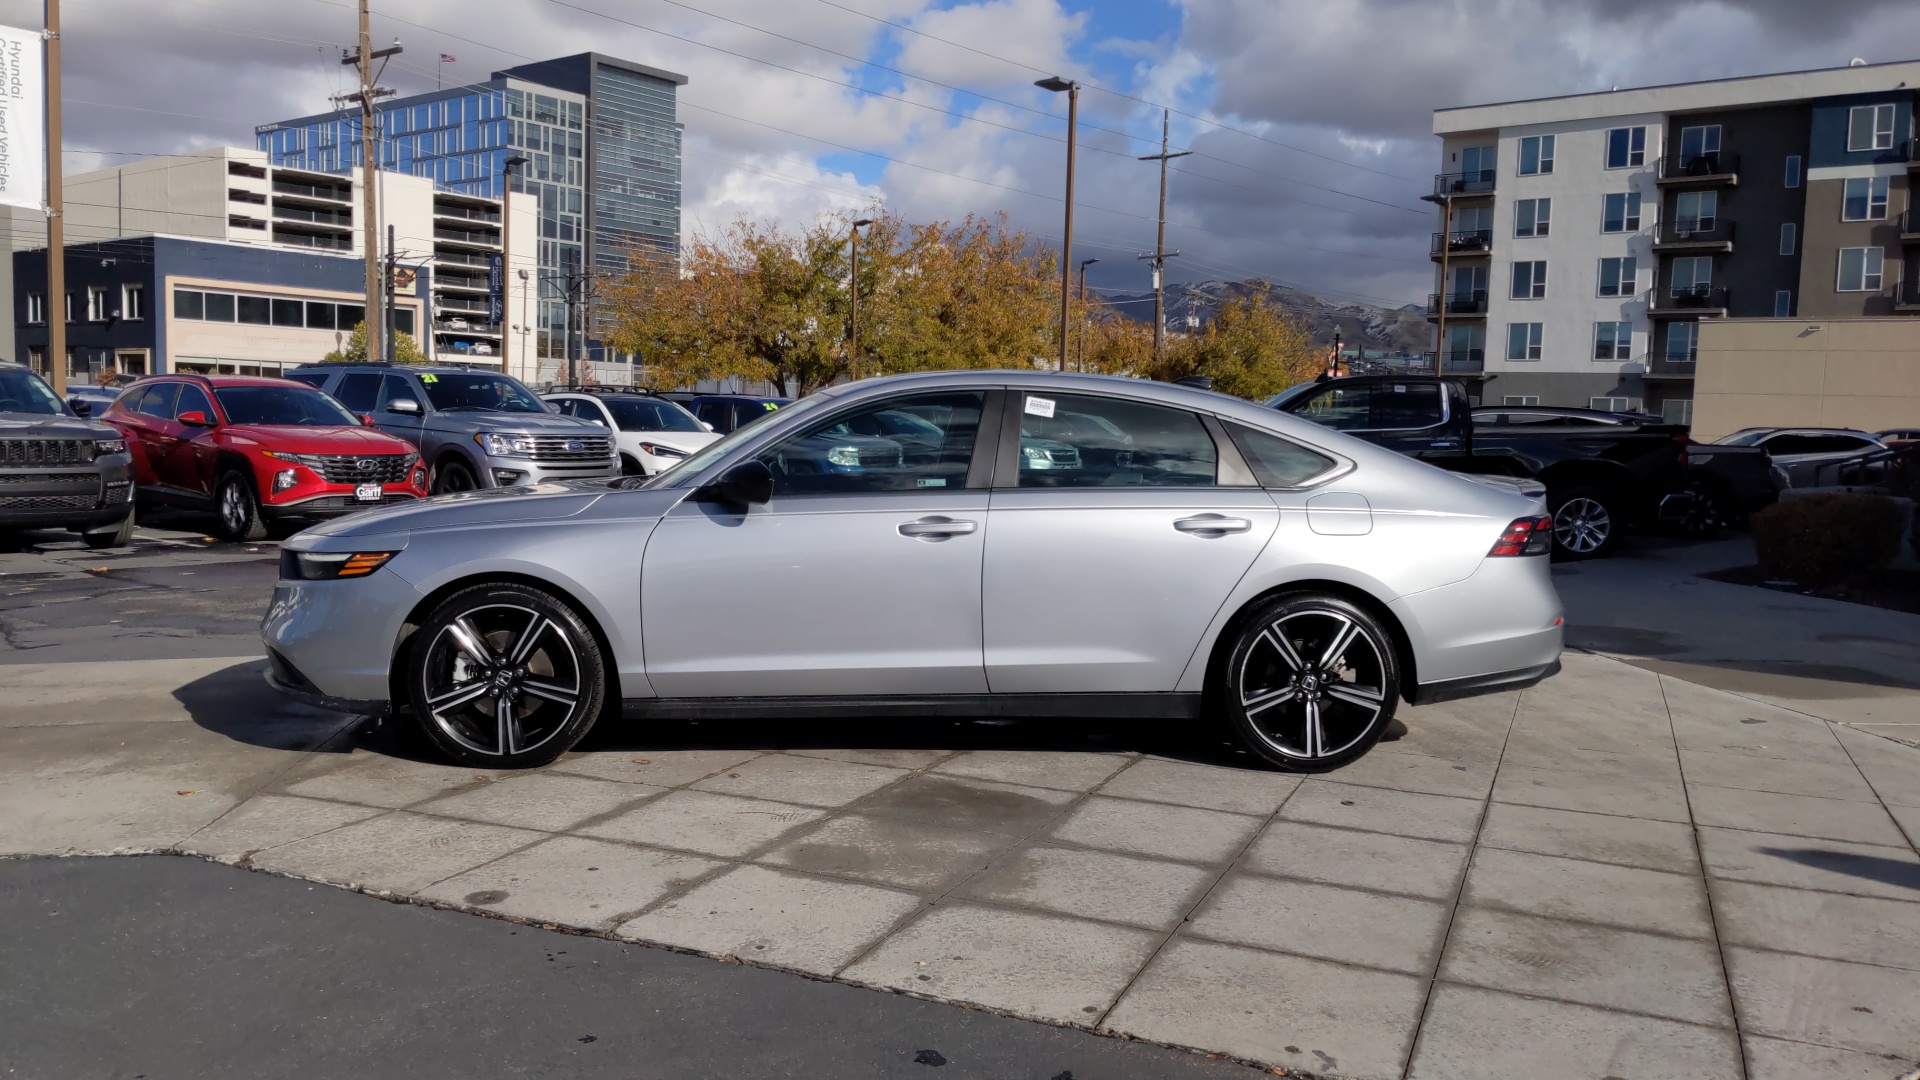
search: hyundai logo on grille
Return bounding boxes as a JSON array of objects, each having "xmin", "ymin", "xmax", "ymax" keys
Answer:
[
  {"xmin": 356, "ymin": 458, "xmax": 376, "ymax": 472},
  {"xmin": 566, "ymin": 440, "xmax": 584, "ymax": 452}
]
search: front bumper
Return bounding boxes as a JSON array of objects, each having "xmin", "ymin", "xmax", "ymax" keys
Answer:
[
  {"xmin": 260, "ymin": 572, "xmax": 423, "ymax": 705},
  {"xmin": 484, "ymin": 458, "xmax": 622, "ymax": 487},
  {"xmin": 0, "ymin": 460, "xmax": 133, "ymax": 530}
]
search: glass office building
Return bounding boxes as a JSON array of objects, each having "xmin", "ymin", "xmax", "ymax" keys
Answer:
[{"xmin": 257, "ymin": 54, "xmax": 685, "ymax": 362}]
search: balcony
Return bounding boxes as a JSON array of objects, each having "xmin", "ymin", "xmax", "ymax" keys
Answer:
[
  {"xmin": 1906, "ymin": 138, "xmax": 1920, "ymax": 170},
  {"xmin": 1419, "ymin": 349, "xmax": 1485, "ymax": 374},
  {"xmin": 434, "ymin": 226, "xmax": 500, "ymax": 248},
  {"xmin": 1425, "ymin": 290, "xmax": 1489, "ymax": 318},
  {"xmin": 434, "ymin": 204, "xmax": 502, "ymax": 225},
  {"xmin": 1648, "ymin": 284, "xmax": 1730, "ymax": 318},
  {"xmin": 271, "ymin": 179, "xmax": 351, "ymax": 203},
  {"xmin": 272, "ymin": 204, "xmax": 353, "ymax": 229},
  {"xmin": 1653, "ymin": 217, "xmax": 1735, "ymax": 253},
  {"xmin": 272, "ymin": 228, "xmax": 351, "ymax": 252},
  {"xmin": 436, "ymin": 296, "xmax": 492, "ymax": 315},
  {"xmin": 435, "ymin": 276, "xmax": 491, "ymax": 294},
  {"xmin": 435, "ymin": 320, "xmax": 501, "ymax": 338},
  {"xmin": 1897, "ymin": 277, "xmax": 1920, "ymax": 313},
  {"xmin": 1902, "ymin": 208, "xmax": 1920, "ymax": 244},
  {"xmin": 1429, "ymin": 229, "xmax": 1493, "ymax": 259},
  {"xmin": 1656, "ymin": 152, "xmax": 1739, "ymax": 187},
  {"xmin": 1425, "ymin": 170, "xmax": 1496, "ymax": 201},
  {"xmin": 434, "ymin": 250, "xmax": 495, "ymax": 269}
]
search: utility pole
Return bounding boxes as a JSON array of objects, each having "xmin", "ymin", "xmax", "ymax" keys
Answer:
[
  {"xmin": 1434, "ymin": 196, "xmax": 1453, "ymax": 375},
  {"xmin": 339, "ymin": 1, "xmax": 399, "ymax": 361},
  {"xmin": 1076, "ymin": 258, "xmax": 1098, "ymax": 371},
  {"xmin": 1137, "ymin": 110, "xmax": 1190, "ymax": 369},
  {"xmin": 384, "ymin": 223, "xmax": 397, "ymax": 362},
  {"xmin": 45, "ymin": 0, "xmax": 65, "ymax": 393},
  {"xmin": 1035, "ymin": 77, "xmax": 1079, "ymax": 372},
  {"xmin": 848, "ymin": 217, "xmax": 873, "ymax": 376}
]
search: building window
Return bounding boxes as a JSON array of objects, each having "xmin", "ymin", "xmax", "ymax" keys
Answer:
[
  {"xmin": 27, "ymin": 347, "xmax": 45, "ymax": 374},
  {"xmin": 1847, "ymin": 103, "xmax": 1896, "ymax": 152},
  {"xmin": 1602, "ymin": 192, "xmax": 1642, "ymax": 233},
  {"xmin": 1598, "ymin": 257, "xmax": 1638, "ymax": 297},
  {"xmin": 1841, "ymin": 176, "xmax": 1889, "ymax": 221},
  {"xmin": 1675, "ymin": 191, "xmax": 1717, "ymax": 231},
  {"xmin": 1591, "ymin": 396, "xmax": 1637, "ymax": 412},
  {"xmin": 1605, "ymin": 126, "xmax": 1647, "ymax": 169},
  {"xmin": 1773, "ymin": 290, "xmax": 1793, "ymax": 317},
  {"xmin": 1660, "ymin": 399, "xmax": 1693, "ymax": 425},
  {"xmin": 1666, "ymin": 321, "xmax": 1699, "ymax": 362},
  {"xmin": 1783, "ymin": 155, "xmax": 1801, "ymax": 188},
  {"xmin": 1514, "ymin": 198, "xmax": 1551, "ymax": 238},
  {"xmin": 1510, "ymin": 261, "xmax": 1548, "ymax": 299},
  {"xmin": 122, "ymin": 284, "xmax": 145, "ymax": 322},
  {"xmin": 1593, "ymin": 321, "xmax": 1633, "ymax": 361},
  {"xmin": 1836, "ymin": 247, "xmax": 1885, "ymax": 292},
  {"xmin": 25, "ymin": 291, "xmax": 44, "ymax": 325},
  {"xmin": 1678, "ymin": 125, "xmax": 1722, "ymax": 167},
  {"xmin": 1518, "ymin": 135, "xmax": 1554, "ymax": 175},
  {"xmin": 1779, "ymin": 223, "xmax": 1796, "ymax": 256},
  {"xmin": 1506, "ymin": 322, "xmax": 1544, "ymax": 360},
  {"xmin": 1503, "ymin": 395, "xmax": 1541, "ymax": 406},
  {"xmin": 1671, "ymin": 256, "xmax": 1714, "ymax": 295},
  {"xmin": 64, "ymin": 291, "xmax": 74, "ymax": 323},
  {"xmin": 85, "ymin": 285, "xmax": 109, "ymax": 322}
]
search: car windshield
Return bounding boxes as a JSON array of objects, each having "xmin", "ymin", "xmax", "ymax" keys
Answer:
[
  {"xmin": 215, "ymin": 385, "xmax": 362, "ymax": 427},
  {"xmin": 643, "ymin": 395, "xmax": 824, "ymax": 488},
  {"xmin": 0, "ymin": 367, "xmax": 68, "ymax": 416},
  {"xmin": 418, "ymin": 373, "xmax": 549, "ymax": 413},
  {"xmin": 605, "ymin": 397, "xmax": 704, "ymax": 432}
]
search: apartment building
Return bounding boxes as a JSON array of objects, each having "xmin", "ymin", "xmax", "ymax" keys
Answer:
[{"xmin": 1424, "ymin": 60, "xmax": 1920, "ymax": 423}]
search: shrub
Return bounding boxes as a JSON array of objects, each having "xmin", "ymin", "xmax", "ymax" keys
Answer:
[{"xmin": 1752, "ymin": 493, "xmax": 1905, "ymax": 585}]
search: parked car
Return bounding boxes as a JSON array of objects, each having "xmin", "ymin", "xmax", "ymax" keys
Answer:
[
  {"xmin": 1713, "ymin": 427, "xmax": 1888, "ymax": 488},
  {"xmin": 64, "ymin": 382, "xmax": 132, "ymax": 419},
  {"xmin": 660, "ymin": 393, "xmax": 790, "ymax": 434},
  {"xmin": 264, "ymin": 371, "xmax": 1563, "ymax": 774},
  {"xmin": 542, "ymin": 388, "xmax": 720, "ymax": 476},
  {"xmin": 0, "ymin": 361, "xmax": 136, "ymax": 548},
  {"xmin": 1269, "ymin": 377, "xmax": 1693, "ymax": 559},
  {"xmin": 1874, "ymin": 428, "xmax": 1920, "ymax": 448},
  {"xmin": 103, "ymin": 375, "xmax": 429, "ymax": 541},
  {"xmin": 288, "ymin": 362, "xmax": 618, "ymax": 494}
]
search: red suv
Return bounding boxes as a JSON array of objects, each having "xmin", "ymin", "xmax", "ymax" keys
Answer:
[{"xmin": 105, "ymin": 375, "xmax": 428, "ymax": 540}]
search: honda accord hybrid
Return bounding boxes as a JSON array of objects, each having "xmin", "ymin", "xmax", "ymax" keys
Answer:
[{"xmin": 263, "ymin": 371, "xmax": 1563, "ymax": 771}]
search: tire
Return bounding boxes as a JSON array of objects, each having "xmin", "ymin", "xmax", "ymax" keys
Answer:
[
  {"xmin": 1548, "ymin": 485, "xmax": 1621, "ymax": 560},
  {"xmin": 214, "ymin": 472, "xmax": 269, "ymax": 542},
  {"xmin": 82, "ymin": 506, "xmax": 136, "ymax": 549},
  {"xmin": 1219, "ymin": 592, "xmax": 1400, "ymax": 772},
  {"xmin": 432, "ymin": 458, "xmax": 480, "ymax": 495},
  {"xmin": 620, "ymin": 454, "xmax": 647, "ymax": 477},
  {"xmin": 1673, "ymin": 482, "xmax": 1725, "ymax": 540},
  {"xmin": 405, "ymin": 582, "xmax": 608, "ymax": 769}
]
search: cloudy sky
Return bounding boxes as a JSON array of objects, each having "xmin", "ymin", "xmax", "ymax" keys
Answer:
[{"xmin": 4, "ymin": 0, "xmax": 1919, "ymax": 308}]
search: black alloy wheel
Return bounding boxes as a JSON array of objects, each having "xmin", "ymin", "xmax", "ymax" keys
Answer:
[
  {"xmin": 1549, "ymin": 485, "xmax": 1620, "ymax": 560},
  {"xmin": 406, "ymin": 583, "xmax": 607, "ymax": 768},
  {"xmin": 215, "ymin": 472, "xmax": 269, "ymax": 542},
  {"xmin": 1222, "ymin": 592, "xmax": 1399, "ymax": 772},
  {"xmin": 432, "ymin": 459, "xmax": 479, "ymax": 495}
]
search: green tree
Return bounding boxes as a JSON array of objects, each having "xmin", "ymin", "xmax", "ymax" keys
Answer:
[
  {"xmin": 1146, "ymin": 285, "xmax": 1319, "ymax": 400},
  {"xmin": 322, "ymin": 321, "xmax": 429, "ymax": 364}
]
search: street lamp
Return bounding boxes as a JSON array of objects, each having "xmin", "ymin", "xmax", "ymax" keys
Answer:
[
  {"xmin": 499, "ymin": 155, "xmax": 529, "ymax": 378},
  {"xmin": 1076, "ymin": 257, "xmax": 1098, "ymax": 371},
  {"xmin": 848, "ymin": 217, "xmax": 874, "ymax": 376},
  {"xmin": 1036, "ymin": 75, "xmax": 1079, "ymax": 372}
]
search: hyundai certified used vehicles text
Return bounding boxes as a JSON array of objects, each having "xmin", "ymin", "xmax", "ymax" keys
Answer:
[
  {"xmin": 264, "ymin": 371, "xmax": 1564, "ymax": 774},
  {"xmin": 289, "ymin": 362, "xmax": 618, "ymax": 493},
  {"xmin": 0, "ymin": 362, "xmax": 136, "ymax": 548},
  {"xmin": 104, "ymin": 375, "xmax": 429, "ymax": 541},
  {"xmin": 543, "ymin": 388, "xmax": 721, "ymax": 476}
]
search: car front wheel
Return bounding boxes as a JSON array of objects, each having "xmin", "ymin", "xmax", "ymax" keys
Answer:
[
  {"xmin": 1220, "ymin": 593, "xmax": 1399, "ymax": 772},
  {"xmin": 406, "ymin": 582, "xmax": 608, "ymax": 768},
  {"xmin": 432, "ymin": 459, "xmax": 479, "ymax": 495},
  {"xmin": 215, "ymin": 472, "xmax": 269, "ymax": 542}
]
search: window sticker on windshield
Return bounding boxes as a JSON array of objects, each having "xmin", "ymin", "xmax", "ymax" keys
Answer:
[
  {"xmin": 917, "ymin": 477, "xmax": 946, "ymax": 488},
  {"xmin": 420, "ymin": 374, "xmax": 438, "ymax": 384},
  {"xmin": 1025, "ymin": 395, "xmax": 1056, "ymax": 418},
  {"xmin": 1392, "ymin": 385, "xmax": 1406, "ymax": 393},
  {"xmin": 764, "ymin": 402, "xmax": 779, "ymax": 410}
]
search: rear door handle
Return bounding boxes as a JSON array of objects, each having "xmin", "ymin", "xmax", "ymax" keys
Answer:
[
  {"xmin": 1173, "ymin": 514, "xmax": 1252, "ymax": 535},
  {"xmin": 898, "ymin": 516, "xmax": 978, "ymax": 540}
]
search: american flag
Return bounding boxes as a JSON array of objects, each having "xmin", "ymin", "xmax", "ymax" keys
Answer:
[{"xmin": 440, "ymin": 53, "xmax": 456, "ymax": 63}]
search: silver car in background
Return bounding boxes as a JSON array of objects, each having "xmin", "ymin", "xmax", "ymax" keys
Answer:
[{"xmin": 263, "ymin": 371, "xmax": 1563, "ymax": 772}]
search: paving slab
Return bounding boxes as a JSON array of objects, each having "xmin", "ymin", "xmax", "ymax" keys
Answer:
[
  {"xmin": 1407, "ymin": 983, "xmax": 1742, "ymax": 1080},
  {"xmin": 414, "ymin": 772, "xmax": 662, "ymax": 832},
  {"xmin": 1241, "ymin": 819, "xmax": 1470, "ymax": 901},
  {"xmin": 1679, "ymin": 747, "xmax": 1880, "ymax": 803},
  {"xmin": 1743, "ymin": 1035, "xmax": 1920, "ymax": 1080},
  {"xmin": 1187, "ymin": 873, "xmax": 1449, "ymax": 975},
  {"xmin": 758, "ymin": 812, "xmax": 1012, "ymax": 891},
  {"xmin": 1832, "ymin": 725, "xmax": 1920, "ymax": 808},
  {"xmin": 933, "ymin": 750, "xmax": 1132, "ymax": 792},
  {"xmin": 1891, "ymin": 803, "xmax": 1920, "ymax": 848},
  {"xmin": 852, "ymin": 773, "xmax": 1078, "ymax": 836},
  {"xmin": 1325, "ymin": 745, "xmax": 1497, "ymax": 800},
  {"xmin": 1686, "ymin": 784, "xmax": 1909, "ymax": 847},
  {"xmin": 1489, "ymin": 761, "xmax": 1691, "ymax": 822},
  {"xmin": 1710, "ymin": 879, "xmax": 1920, "ymax": 970},
  {"xmin": 1093, "ymin": 756, "xmax": 1300, "ymax": 815},
  {"xmin": 275, "ymin": 751, "xmax": 504, "ymax": 809},
  {"xmin": 421, "ymin": 834, "xmax": 720, "ymax": 929},
  {"xmin": 248, "ymin": 811, "xmax": 542, "ymax": 895},
  {"xmin": 1662, "ymin": 677, "xmax": 1857, "ymax": 764},
  {"xmin": 1497, "ymin": 734, "xmax": 1683, "ymax": 780},
  {"xmin": 1461, "ymin": 845, "xmax": 1713, "ymax": 938},
  {"xmin": 178, "ymin": 793, "xmax": 385, "ymax": 864},
  {"xmin": 619, "ymin": 864, "xmax": 920, "ymax": 977},
  {"xmin": 956, "ymin": 843, "xmax": 1214, "ymax": 931},
  {"xmin": 1696, "ymin": 826, "xmax": 1920, "ymax": 900},
  {"xmin": 1378, "ymin": 698, "xmax": 1514, "ymax": 763},
  {"xmin": 548, "ymin": 748, "xmax": 765, "ymax": 788},
  {"xmin": 785, "ymin": 747, "xmax": 954, "ymax": 770},
  {"xmin": 577, "ymin": 790, "xmax": 825, "ymax": 858},
  {"xmin": 1726, "ymin": 946, "xmax": 1920, "ymax": 1058},
  {"xmin": 1479, "ymin": 802, "xmax": 1700, "ymax": 874},
  {"xmin": 689, "ymin": 752, "xmax": 908, "ymax": 808},
  {"xmin": 1107, "ymin": 938, "xmax": 1426, "ymax": 1080},
  {"xmin": 842, "ymin": 902, "xmax": 1160, "ymax": 1025},
  {"xmin": 1279, "ymin": 779, "xmax": 1483, "ymax": 844},
  {"xmin": 1047, "ymin": 796, "xmax": 1263, "ymax": 865}
]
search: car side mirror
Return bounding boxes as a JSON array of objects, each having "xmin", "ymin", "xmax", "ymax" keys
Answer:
[
  {"xmin": 361, "ymin": 413, "xmax": 377, "ymax": 427},
  {"xmin": 178, "ymin": 410, "xmax": 213, "ymax": 427},
  {"xmin": 702, "ymin": 421, "xmax": 716, "ymax": 432},
  {"xmin": 387, "ymin": 398, "xmax": 422, "ymax": 415},
  {"xmin": 696, "ymin": 459, "xmax": 773, "ymax": 506},
  {"xmin": 66, "ymin": 397, "xmax": 92, "ymax": 418}
]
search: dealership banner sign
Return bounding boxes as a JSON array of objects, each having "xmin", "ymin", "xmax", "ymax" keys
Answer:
[{"xmin": 0, "ymin": 24, "xmax": 44, "ymax": 212}]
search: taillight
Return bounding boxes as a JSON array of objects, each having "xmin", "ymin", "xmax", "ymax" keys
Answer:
[
  {"xmin": 1673, "ymin": 432, "xmax": 1690, "ymax": 468},
  {"xmin": 1490, "ymin": 515, "xmax": 1553, "ymax": 557}
]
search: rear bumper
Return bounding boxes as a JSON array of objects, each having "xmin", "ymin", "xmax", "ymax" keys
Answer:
[
  {"xmin": 1389, "ymin": 554, "xmax": 1564, "ymax": 687},
  {"xmin": 1408, "ymin": 659, "xmax": 1560, "ymax": 704}
]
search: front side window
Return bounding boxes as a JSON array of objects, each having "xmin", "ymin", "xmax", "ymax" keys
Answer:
[
  {"xmin": 758, "ymin": 391, "xmax": 984, "ymax": 496},
  {"xmin": 1593, "ymin": 321, "xmax": 1633, "ymax": 361},
  {"xmin": 1602, "ymin": 192, "xmax": 1642, "ymax": 233},
  {"xmin": 1598, "ymin": 257, "xmax": 1638, "ymax": 297},
  {"xmin": 1606, "ymin": 126, "xmax": 1647, "ymax": 168},
  {"xmin": 1224, "ymin": 424, "xmax": 1336, "ymax": 488},
  {"xmin": 419, "ymin": 373, "xmax": 547, "ymax": 413},
  {"xmin": 1017, "ymin": 393, "xmax": 1216, "ymax": 487},
  {"xmin": 1507, "ymin": 322, "xmax": 1544, "ymax": 361},
  {"xmin": 1510, "ymin": 261, "xmax": 1547, "ymax": 300},
  {"xmin": 1678, "ymin": 125, "xmax": 1722, "ymax": 166},
  {"xmin": 1841, "ymin": 176, "xmax": 1890, "ymax": 221},
  {"xmin": 1518, "ymin": 135, "xmax": 1555, "ymax": 176},
  {"xmin": 1671, "ymin": 256, "xmax": 1714, "ymax": 293},
  {"xmin": 1666, "ymin": 322, "xmax": 1699, "ymax": 362},
  {"xmin": 1847, "ymin": 103, "xmax": 1896, "ymax": 152},
  {"xmin": 135, "ymin": 382, "xmax": 180, "ymax": 419},
  {"xmin": 1514, "ymin": 198, "xmax": 1551, "ymax": 238},
  {"xmin": 1837, "ymin": 247, "xmax": 1886, "ymax": 292},
  {"xmin": 173, "ymin": 383, "xmax": 215, "ymax": 422},
  {"xmin": 1675, "ymin": 191, "xmax": 1718, "ymax": 231}
]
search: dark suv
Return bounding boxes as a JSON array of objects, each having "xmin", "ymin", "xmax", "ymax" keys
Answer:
[
  {"xmin": 660, "ymin": 394, "xmax": 790, "ymax": 435},
  {"xmin": 0, "ymin": 362, "xmax": 136, "ymax": 548},
  {"xmin": 289, "ymin": 363, "xmax": 618, "ymax": 493}
]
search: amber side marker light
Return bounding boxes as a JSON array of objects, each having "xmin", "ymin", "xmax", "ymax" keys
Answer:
[{"xmin": 282, "ymin": 551, "xmax": 398, "ymax": 581}]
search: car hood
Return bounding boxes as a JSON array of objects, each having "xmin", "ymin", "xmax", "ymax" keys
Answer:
[
  {"xmin": 220, "ymin": 424, "xmax": 419, "ymax": 453},
  {"xmin": 291, "ymin": 476, "xmax": 620, "ymax": 542},
  {"xmin": 430, "ymin": 410, "xmax": 607, "ymax": 435},
  {"xmin": 0, "ymin": 411, "xmax": 118, "ymax": 439}
]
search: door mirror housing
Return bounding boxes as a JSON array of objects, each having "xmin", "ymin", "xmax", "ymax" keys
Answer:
[
  {"xmin": 701, "ymin": 421, "xmax": 716, "ymax": 433},
  {"xmin": 360, "ymin": 413, "xmax": 377, "ymax": 427},
  {"xmin": 66, "ymin": 397, "xmax": 92, "ymax": 418},
  {"xmin": 386, "ymin": 398, "xmax": 422, "ymax": 416},
  {"xmin": 695, "ymin": 459, "xmax": 773, "ymax": 506},
  {"xmin": 177, "ymin": 410, "xmax": 213, "ymax": 427}
]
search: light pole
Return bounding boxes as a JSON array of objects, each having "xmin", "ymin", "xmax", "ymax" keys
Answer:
[
  {"xmin": 1036, "ymin": 76, "xmax": 1079, "ymax": 372},
  {"xmin": 848, "ymin": 217, "xmax": 874, "ymax": 376},
  {"xmin": 499, "ymin": 155, "xmax": 528, "ymax": 378},
  {"xmin": 1076, "ymin": 258, "xmax": 1098, "ymax": 371}
]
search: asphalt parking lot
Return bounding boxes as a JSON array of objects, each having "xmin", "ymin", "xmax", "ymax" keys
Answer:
[{"xmin": 4, "ymin": 521, "xmax": 1920, "ymax": 1080}]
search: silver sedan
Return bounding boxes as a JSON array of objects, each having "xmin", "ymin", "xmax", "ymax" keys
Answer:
[{"xmin": 263, "ymin": 372, "xmax": 1563, "ymax": 772}]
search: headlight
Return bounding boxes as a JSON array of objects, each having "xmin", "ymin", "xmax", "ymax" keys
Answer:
[
  {"xmin": 476, "ymin": 432, "xmax": 536, "ymax": 457},
  {"xmin": 272, "ymin": 468, "xmax": 300, "ymax": 493},
  {"xmin": 1023, "ymin": 445, "xmax": 1054, "ymax": 466},
  {"xmin": 280, "ymin": 550, "xmax": 396, "ymax": 580},
  {"xmin": 263, "ymin": 450, "xmax": 327, "ymax": 470},
  {"xmin": 638, "ymin": 442, "xmax": 688, "ymax": 459},
  {"xmin": 827, "ymin": 446, "xmax": 861, "ymax": 467},
  {"xmin": 94, "ymin": 438, "xmax": 126, "ymax": 455}
]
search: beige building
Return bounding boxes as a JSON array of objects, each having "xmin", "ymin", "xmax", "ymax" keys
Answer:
[{"xmin": 1691, "ymin": 317, "xmax": 1920, "ymax": 440}]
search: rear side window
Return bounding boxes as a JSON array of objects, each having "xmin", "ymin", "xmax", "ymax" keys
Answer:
[
  {"xmin": 1017, "ymin": 392, "xmax": 1217, "ymax": 487},
  {"xmin": 334, "ymin": 372, "xmax": 381, "ymax": 413},
  {"xmin": 1225, "ymin": 424, "xmax": 1337, "ymax": 488},
  {"xmin": 1371, "ymin": 383, "xmax": 1445, "ymax": 429},
  {"xmin": 135, "ymin": 382, "xmax": 179, "ymax": 419}
]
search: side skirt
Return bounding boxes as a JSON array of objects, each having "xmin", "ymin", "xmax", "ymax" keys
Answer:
[{"xmin": 620, "ymin": 692, "xmax": 1204, "ymax": 722}]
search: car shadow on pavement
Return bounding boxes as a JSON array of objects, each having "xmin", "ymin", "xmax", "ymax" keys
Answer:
[
  {"xmin": 1757, "ymin": 847, "xmax": 1920, "ymax": 893},
  {"xmin": 173, "ymin": 659, "xmax": 367, "ymax": 755}
]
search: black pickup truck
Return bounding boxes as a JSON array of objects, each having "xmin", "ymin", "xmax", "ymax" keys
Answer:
[{"xmin": 1267, "ymin": 376, "xmax": 1775, "ymax": 558}]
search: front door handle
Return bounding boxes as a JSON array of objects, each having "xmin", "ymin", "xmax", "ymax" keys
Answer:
[
  {"xmin": 898, "ymin": 516, "xmax": 978, "ymax": 540},
  {"xmin": 1173, "ymin": 514, "xmax": 1252, "ymax": 536}
]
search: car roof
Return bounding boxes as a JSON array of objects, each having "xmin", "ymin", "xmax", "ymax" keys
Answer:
[
  {"xmin": 294, "ymin": 362, "xmax": 507, "ymax": 375},
  {"xmin": 144, "ymin": 374, "xmax": 304, "ymax": 388}
]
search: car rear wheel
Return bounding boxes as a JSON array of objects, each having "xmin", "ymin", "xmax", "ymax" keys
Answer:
[
  {"xmin": 82, "ymin": 506, "xmax": 135, "ymax": 549},
  {"xmin": 432, "ymin": 459, "xmax": 479, "ymax": 495},
  {"xmin": 1220, "ymin": 593, "xmax": 1399, "ymax": 772},
  {"xmin": 215, "ymin": 472, "xmax": 268, "ymax": 542},
  {"xmin": 406, "ymin": 583, "xmax": 607, "ymax": 769},
  {"xmin": 1549, "ymin": 486, "xmax": 1620, "ymax": 560}
]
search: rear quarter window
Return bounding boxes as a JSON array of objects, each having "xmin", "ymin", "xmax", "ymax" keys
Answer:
[{"xmin": 1225, "ymin": 423, "xmax": 1337, "ymax": 488}]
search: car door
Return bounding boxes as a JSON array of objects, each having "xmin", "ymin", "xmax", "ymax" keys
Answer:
[
  {"xmin": 640, "ymin": 388, "xmax": 997, "ymax": 697},
  {"xmin": 982, "ymin": 389, "xmax": 1280, "ymax": 693},
  {"xmin": 127, "ymin": 381, "xmax": 182, "ymax": 498},
  {"xmin": 163, "ymin": 382, "xmax": 220, "ymax": 501},
  {"xmin": 111, "ymin": 384, "xmax": 166, "ymax": 490}
]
